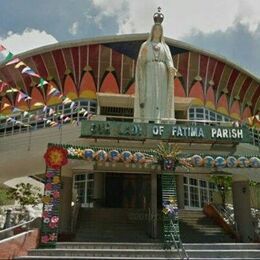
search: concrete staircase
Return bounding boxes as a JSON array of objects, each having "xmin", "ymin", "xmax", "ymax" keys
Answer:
[
  {"xmin": 16, "ymin": 242, "xmax": 180, "ymax": 259},
  {"xmin": 16, "ymin": 242, "xmax": 260, "ymax": 259},
  {"xmin": 73, "ymin": 208, "xmax": 153, "ymax": 242},
  {"xmin": 179, "ymin": 209, "xmax": 234, "ymax": 243}
]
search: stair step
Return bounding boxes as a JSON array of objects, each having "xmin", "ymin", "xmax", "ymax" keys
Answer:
[
  {"xmin": 57, "ymin": 242, "xmax": 163, "ymax": 249},
  {"xmin": 27, "ymin": 249, "xmax": 179, "ymax": 257}
]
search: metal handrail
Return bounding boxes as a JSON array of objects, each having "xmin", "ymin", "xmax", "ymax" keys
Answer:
[
  {"xmin": 0, "ymin": 217, "xmax": 40, "ymax": 240},
  {"xmin": 169, "ymin": 219, "xmax": 189, "ymax": 260},
  {"xmin": 214, "ymin": 204, "xmax": 236, "ymax": 229}
]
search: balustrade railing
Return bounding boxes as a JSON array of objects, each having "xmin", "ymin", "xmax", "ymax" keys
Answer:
[
  {"xmin": 0, "ymin": 102, "xmax": 259, "ymax": 149},
  {"xmin": 0, "ymin": 217, "xmax": 41, "ymax": 240}
]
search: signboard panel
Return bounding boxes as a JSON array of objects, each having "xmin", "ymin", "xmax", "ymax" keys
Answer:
[{"xmin": 81, "ymin": 120, "xmax": 252, "ymax": 143}]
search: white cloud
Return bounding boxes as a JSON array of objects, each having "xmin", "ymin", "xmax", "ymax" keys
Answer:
[
  {"xmin": 68, "ymin": 21, "xmax": 79, "ymax": 35},
  {"xmin": 0, "ymin": 28, "xmax": 57, "ymax": 55},
  {"xmin": 90, "ymin": 0, "xmax": 260, "ymax": 39}
]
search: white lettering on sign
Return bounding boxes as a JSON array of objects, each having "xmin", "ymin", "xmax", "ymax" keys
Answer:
[
  {"xmin": 211, "ymin": 128, "xmax": 243, "ymax": 139},
  {"xmin": 171, "ymin": 126, "xmax": 204, "ymax": 138},
  {"xmin": 153, "ymin": 125, "xmax": 164, "ymax": 136}
]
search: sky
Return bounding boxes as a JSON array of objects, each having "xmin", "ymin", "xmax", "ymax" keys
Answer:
[{"xmin": 0, "ymin": 0, "xmax": 260, "ymax": 77}]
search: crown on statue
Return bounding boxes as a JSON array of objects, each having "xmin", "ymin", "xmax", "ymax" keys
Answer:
[{"xmin": 153, "ymin": 7, "xmax": 164, "ymax": 24}]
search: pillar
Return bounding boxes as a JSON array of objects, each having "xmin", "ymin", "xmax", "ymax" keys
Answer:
[
  {"xmin": 232, "ymin": 174, "xmax": 254, "ymax": 242},
  {"xmin": 59, "ymin": 176, "xmax": 73, "ymax": 234},
  {"xmin": 151, "ymin": 172, "xmax": 157, "ymax": 238},
  {"xmin": 94, "ymin": 172, "xmax": 104, "ymax": 207},
  {"xmin": 176, "ymin": 175, "xmax": 185, "ymax": 209}
]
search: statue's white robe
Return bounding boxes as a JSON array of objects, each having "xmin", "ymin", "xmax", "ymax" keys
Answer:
[{"xmin": 134, "ymin": 41, "xmax": 175, "ymax": 123}]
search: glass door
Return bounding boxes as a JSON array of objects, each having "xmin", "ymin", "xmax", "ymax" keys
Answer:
[{"xmin": 73, "ymin": 173, "xmax": 94, "ymax": 208}]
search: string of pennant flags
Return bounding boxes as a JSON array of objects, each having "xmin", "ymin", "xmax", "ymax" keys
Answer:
[
  {"xmin": 0, "ymin": 44, "xmax": 91, "ymax": 128},
  {"xmin": 0, "ymin": 44, "xmax": 259, "ymax": 129}
]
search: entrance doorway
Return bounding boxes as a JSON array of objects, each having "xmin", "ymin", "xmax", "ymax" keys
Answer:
[{"xmin": 105, "ymin": 173, "xmax": 151, "ymax": 208}]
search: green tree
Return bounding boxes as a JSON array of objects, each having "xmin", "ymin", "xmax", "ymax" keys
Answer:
[
  {"xmin": 211, "ymin": 175, "xmax": 232, "ymax": 209},
  {"xmin": 0, "ymin": 187, "xmax": 12, "ymax": 206},
  {"xmin": 8, "ymin": 183, "xmax": 42, "ymax": 209}
]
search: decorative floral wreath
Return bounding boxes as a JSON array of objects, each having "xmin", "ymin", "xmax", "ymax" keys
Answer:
[{"xmin": 44, "ymin": 146, "xmax": 68, "ymax": 169}]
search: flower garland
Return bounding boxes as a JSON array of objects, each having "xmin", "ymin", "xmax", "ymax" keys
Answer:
[{"xmin": 44, "ymin": 146, "xmax": 68, "ymax": 169}]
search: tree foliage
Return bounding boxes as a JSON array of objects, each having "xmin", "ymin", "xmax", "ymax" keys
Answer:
[
  {"xmin": 0, "ymin": 187, "xmax": 12, "ymax": 206},
  {"xmin": 211, "ymin": 175, "xmax": 232, "ymax": 208},
  {"xmin": 8, "ymin": 183, "xmax": 42, "ymax": 208}
]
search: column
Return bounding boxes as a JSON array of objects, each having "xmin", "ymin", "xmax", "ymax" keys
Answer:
[
  {"xmin": 94, "ymin": 172, "xmax": 104, "ymax": 207},
  {"xmin": 151, "ymin": 172, "xmax": 157, "ymax": 238},
  {"xmin": 59, "ymin": 176, "xmax": 73, "ymax": 234},
  {"xmin": 176, "ymin": 175, "xmax": 185, "ymax": 209},
  {"xmin": 232, "ymin": 174, "xmax": 254, "ymax": 242}
]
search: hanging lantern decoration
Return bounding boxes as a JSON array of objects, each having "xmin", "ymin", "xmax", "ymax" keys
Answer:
[
  {"xmin": 203, "ymin": 156, "xmax": 215, "ymax": 168},
  {"xmin": 44, "ymin": 146, "xmax": 68, "ymax": 169},
  {"xmin": 237, "ymin": 156, "xmax": 249, "ymax": 168},
  {"xmin": 121, "ymin": 151, "xmax": 133, "ymax": 163},
  {"xmin": 249, "ymin": 157, "xmax": 260, "ymax": 168},
  {"xmin": 191, "ymin": 155, "xmax": 203, "ymax": 167},
  {"xmin": 108, "ymin": 150, "xmax": 120, "ymax": 161},
  {"xmin": 133, "ymin": 152, "xmax": 145, "ymax": 163},
  {"xmin": 226, "ymin": 156, "xmax": 237, "ymax": 168},
  {"xmin": 84, "ymin": 149, "xmax": 95, "ymax": 161},
  {"xmin": 95, "ymin": 150, "xmax": 108, "ymax": 161},
  {"xmin": 215, "ymin": 156, "xmax": 226, "ymax": 168}
]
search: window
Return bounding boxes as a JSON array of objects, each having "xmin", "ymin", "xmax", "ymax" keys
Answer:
[
  {"xmin": 184, "ymin": 176, "xmax": 217, "ymax": 209},
  {"xmin": 73, "ymin": 173, "xmax": 94, "ymax": 208},
  {"xmin": 189, "ymin": 107, "xmax": 232, "ymax": 125}
]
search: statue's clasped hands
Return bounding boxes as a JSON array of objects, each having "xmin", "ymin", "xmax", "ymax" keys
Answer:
[{"xmin": 169, "ymin": 67, "xmax": 177, "ymax": 77}]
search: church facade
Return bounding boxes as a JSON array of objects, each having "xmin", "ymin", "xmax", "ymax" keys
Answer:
[{"xmin": 0, "ymin": 32, "xmax": 259, "ymax": 249}]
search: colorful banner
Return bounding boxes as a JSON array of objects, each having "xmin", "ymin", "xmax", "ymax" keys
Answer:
[{"xmin": 40, "ymin": 167, "xmax": 61, "ymax": 248}]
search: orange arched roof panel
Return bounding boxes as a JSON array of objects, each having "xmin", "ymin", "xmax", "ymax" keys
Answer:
[
  {"xmin": 189, "ymin": 81, "xmax": 204, "ymax": 106},
  {"xmin": 15, "ymin": 94, "xmax": 29, "ymax": 111},
  {"xmin": 205, "ymin": 86, "xmax": 216, "ymax": 110},
  {"xmin": 64, "ymin": 75, "xmax": 78, "ymax": 100},
  {"xmin": 100, "ymin": 72, "xmax": 119, "ymax": 94},
  {"xmin": 0, "ymin": 97, "xmax": 12, "ymax": 115},
  {"xmin": 174, "ymin": 78, "xmax": 185, "ymax": 97},
  {"xmin": 126, "ymin": 83, "xmax": 135, "ymax": 95},
  {"xmin": 30, "ymin": 88, "xmax": 45, "ymax": 109},
  {"xmin": 217, "ymin": 94, "xmax": 229, "ymax": 116},
  {"xmin": 242, "ymin": 106, "xmax": 252, "ymax": 120},
  {"xmin": 230, "ymin": 100, "xmax": 241, "ymax": 120},
  {"xmin": 79, "ymin": 71, "xmax": 96, "ymax": 99}
]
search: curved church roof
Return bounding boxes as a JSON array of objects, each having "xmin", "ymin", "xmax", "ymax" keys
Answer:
[{"xmin": 0, "ymin": 33, "xmax": 259, "ymax": 120}]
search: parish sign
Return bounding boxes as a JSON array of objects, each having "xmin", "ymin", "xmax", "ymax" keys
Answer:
[{"xmin": 81, "ymin": 120, "xmax": 252, "ymax": 143}]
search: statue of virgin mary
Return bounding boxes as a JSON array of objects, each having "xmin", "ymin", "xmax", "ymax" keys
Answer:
[{"xmin": 134, "ymin": 7, "xmax": 176, "ymax": 123}]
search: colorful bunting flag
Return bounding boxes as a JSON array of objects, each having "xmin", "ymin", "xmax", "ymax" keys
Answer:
[
  {"xmin": 0, "ymin": 45, "xmax": 6, "ymax": 52},
  {"xmin": 6, "ymin": 88, "xmax": 19, "ymax": 93},
  {"xmin": 4, "ymin": 52, "xmax": 14, "ymax": 62},
  {"xmin": 15, "ymin": 61, "xmax": 26, "ymax": 69},
  {"xmin": 12, "ymin": 107, "xmax": 21, "ymax": 113},
  {"xmin": 43, "ymin": 105, "xmax": 48, "ymax": 112},
  {"xmin": 17, "ymin": 91, "xmax": 27, "ymax": 102},
  {"xmin": 38, "ymin": 78, "xmax": 48, "ymax": 88},
  {"xmin": 21, "ymin": 67, "xmax": 40, "ymax": 78},
  {"xmin": 49, "ymin": 108, "xmax": 55, "ymax": 116},
  {"xmin": 62, "ymin": 97, "xmax": 72, "ymax": 104},
  {"xmin": 6, "ymin": 57, "xmax": 20, "ymax": 66},
  {"xmin": 2, "ymin": 103, "xmax": 11, "ymax": 110},
  {"xmin": 70, "ymin": 102, "xmax": 75, "ymax": 109}
]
